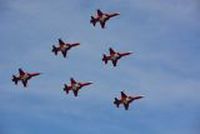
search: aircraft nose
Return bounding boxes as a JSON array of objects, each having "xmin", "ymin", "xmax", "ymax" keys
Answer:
[
  {"xmin": 89, "ymin": 82, "xmax": 93, "ymax": 84},
  {"xmin": 88, "ymin": 82, "xmax": 93, "ymax": 85},
  {"xmin": 141, "ymin": 95, "xmax": 145, "ymax": 98},
  {"xmin": 34, "ymin": 73, "xmax": 42, "ymax": 76},
  {"xmin": 129, "ymin": 52, "xmax": 133, "ymax": 55}
]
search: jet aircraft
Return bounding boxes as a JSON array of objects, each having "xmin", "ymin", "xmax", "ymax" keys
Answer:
[
  {"xmin": 102, "ymin": 48, "xmax": 132, "ymax": 67},
  {"xmin": 114, "ymin": 91, "xmax": 144, "ymax": 110},
  {"xmin": 52, "ymin": 38, "xmax": 80, "ymax": 58},
  {"xmin": 12, "ymin": 68, "xmax": 41, "ymax": 87},
  {"xmin": 90, "ymin": 9, "xmax": 120, "ymax": 28},
  {"xmin": 63, "ymin": 78, "xmax": 93, "ymax": 97}
]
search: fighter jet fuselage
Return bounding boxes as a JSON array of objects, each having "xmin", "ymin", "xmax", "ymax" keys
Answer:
[
  {"xmin": 71, "ymin": 83, "xmax": 81, "ymax": 91},
  {"xmin": 110, "ymin": 53, "xmax": 120, "ymax": 61},
  {"xmin": 60, "ymin": 44, "xmax": 70, "ymax": 52}
]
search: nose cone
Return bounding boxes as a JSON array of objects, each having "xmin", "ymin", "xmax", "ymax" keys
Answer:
[
  {"xmin": 116, "ymin": 12, "xmax": 120, "ymax": 16},
  {"xmin": 84, "ymin": 82, "xmax": 93, "ymax": 86},
  {"xmin": 140, "ymin": 95, "xmax": 145, "ymax": 98},
  {"xmin": 32, "ymin": 73, "xmax": 42, "ymax": 77},
  {"xmin": 128, "ymin": 52, "xmax": 133, "ymax": 55},
  {"xmin": 88, "ymin": 82, "xmax": 93, "ymax": 85},
  {"xmin": 36, "ymin": 73, "xmax": 42, "ymax": 76},
  {"xmin": 137, "ymin": 95, "xmax": 144, "ymax": 99}
]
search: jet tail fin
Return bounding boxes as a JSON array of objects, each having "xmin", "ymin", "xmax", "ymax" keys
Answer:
[
  {"xmin": 12, "ymin": 75, "xmax": 18, "ymax": 85},
  {"xmin": 102, "ymin": 54, "xmax": 108, "ymax": 64},
  {"xmin": 52, "ymin": 45, "xmax": 58, "ymax": 55},
  {"xmin": 113, "ymin": 97, "xmax": 120, "ymax": 108},
  {"xmin": 90, "ymin": 16, "xmax": 96, "ymax": 26}
]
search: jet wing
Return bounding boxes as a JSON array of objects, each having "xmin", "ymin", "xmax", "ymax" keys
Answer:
[
  {"xmin": 70, "ymin": 78, "xmax": 76, "ymax": 85},
  {"xmin": 109, "ymin": 48, "xmax": 115, "ymax": 55},
  {"xmin": 58, "ymin": 38, "xmax": 65, "ymax": 45},
  {"xmin": 62, "ymin": 50, "xmax": 67, "ymax": 58},
  {"xmin": 112, "ymin": 60, "xmax": 118, "ymax": 67},
  {"xmin": 73, "ymin": 90, "xmax": 78, "ymax": 97},
  {"xmin": 121, "ymin": 91, "xmax": 127, "ymax": 99},
  {"xmin": 100, "ymin": 21, "xmax": 106, "ymax": 29},
  {"xmin": 97, "ymin": 9, "xmax": 103, "ymax": 16},
  {"xmin": 124, "ymin": 103, "xmax": 129, "ymax": 110},
  {"xmin": 22, "ymin": 80, "xmax": 28, "ymax": 87},
  {"xmin": 18, "ymin": 68, "xmax": 25, "ymax": 75}
]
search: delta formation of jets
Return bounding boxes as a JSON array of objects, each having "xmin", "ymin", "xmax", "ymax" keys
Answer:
[{"xmin": 11, "ymin": 9, "xmax": 144, "ymax": 111}]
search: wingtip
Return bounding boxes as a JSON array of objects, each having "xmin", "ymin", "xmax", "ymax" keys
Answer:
[
  {"xmin": 109, "ymin": 47, "xmax": 113, "ymax": 50},
  {"xmin": 121, "ymin": 90, "xmax": 126, "ymax": 93},
  {"xmin": 18, "ymin": 68, "xmax": 23, "ymax": 71}
]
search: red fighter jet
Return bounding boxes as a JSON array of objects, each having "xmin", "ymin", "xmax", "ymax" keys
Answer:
[
  {"xmin": 102, "ymin": 48, "xmax": 132, "ymax": 67},
  {"xmin": 52, "ymin": 38, "xmax": 80, "ymax": 58},
  {"xmin": 114, "ymin": 91, "xmax": 144, "ymax": 110},
  {"xmin": 90, "ymin": 9, "xmax": 120, "ymax": 28},
  {"xmin": 63, "ymin": 78, "xmax": 93, "ymax": 97},
  {"xmin": 12, "ymin": 68, "xmax": 41, "ymax": 87}
]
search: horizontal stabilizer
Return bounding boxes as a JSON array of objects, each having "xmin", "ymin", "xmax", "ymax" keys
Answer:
[
  {"xmin": 102, "ymin": 54, "xmax": 108, "ymax": 64},
  {"xmin": 113, "ymin": 97, "xmax": 120, "ymax": 108},
  {"xmin": 12, "ymin": 75, "xmax": 18, "ymax": 85},
  {"xmin": 52, "ymin": 45, "xmax": 58, "ymax": 55}
]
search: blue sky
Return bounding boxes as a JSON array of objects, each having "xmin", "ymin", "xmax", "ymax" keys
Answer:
[{"xmin": 0, "ymin": 0, "xmax": 200, "ymax": 134}]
